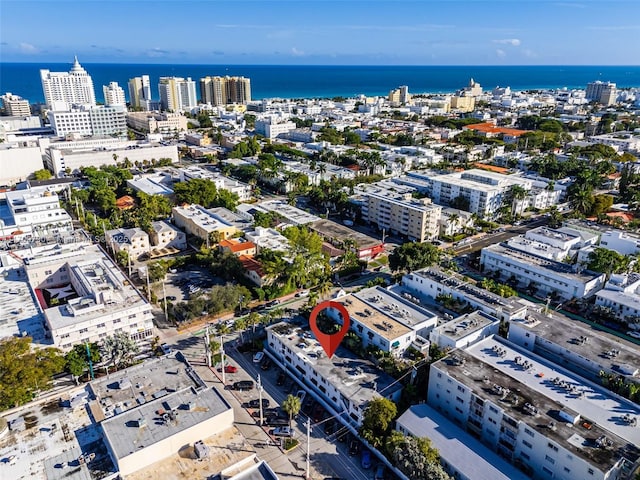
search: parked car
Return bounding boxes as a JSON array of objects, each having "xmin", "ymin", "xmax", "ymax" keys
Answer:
[
  {"xmin": 160, "ymin": 343, "xmax": 172, "ymax": 355},
  {"xmin": 218, "ymin": 364, "xmax": 237, "ymax": 373},
  {"xmin": 271, "ymin": 426, "xmax": 293, "ymax": 437},
  {"xmin": 627, "ymin": 331, "xmax": 640, "ymax": 339},
  {"xmin": 266, "ymin": 299, "xmax": 280, "ymax": 308},
  {"xmin": 374, "ymin": 464, "xmax": 386, "ymax": 480},
  {"xmin": 349, "ymin": 440, "xmax": 360, "ymax": 456},
  {"xmin": 253, "ymin": 351, "xmax": 265, "ymax": 363},
  {"xmin": 249, "ymin": 398, "xmax": 271, "ymax": 409},
  {"xmin": 276, "ymin": 372, "xmax": 286, "ymax": 386},
  {"xmin": 361, "ymin": 450, "xmax": 372, "ymax": 469},
  {"xmin": 233, "ymin": 381, "xmax": 254, "ymax": 391},
  {"xmin": 265, "ymin": 417, "xmax": 289, "ymax": 427},
  {"xmin": 260, "ymin": 358, "xmax": 272, "ymax": 371},
  {"xmin": 295, "ymin": 290, "xmax": 310, "ymax": 297}
]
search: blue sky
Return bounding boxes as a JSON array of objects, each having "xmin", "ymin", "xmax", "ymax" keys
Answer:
[{"xmin": 1, "ymin": 0, "xmax": 639, "ymax": 65}]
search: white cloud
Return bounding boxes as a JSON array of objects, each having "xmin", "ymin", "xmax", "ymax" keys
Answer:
[
  {"xmin": 496, "ymin": 49, "xmax": 507, "ymax": 58},
  {"xmin": 19, "ymin": 42, "xmax": 38, "ymax": 54},
  {"xmin": 493, "ymin": 38, "xmax": 521, "ymax": 46},
  {"xmin": 291, "ymin": 47, "xmax": 304, "ymax": 56}
]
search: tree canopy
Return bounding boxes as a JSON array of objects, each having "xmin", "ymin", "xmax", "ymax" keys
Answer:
[
  {"xmin": 389, "ymin": 242, "xmax": 442, "ymax": 273},
  {"xmin": 173, "ymin": 178, "xmax": 239, "ymax": 211},
  {"xmin": 587, "ymin": 247, "xmax": 632, "ymax": 277},
  {"xmin": 385, "ymin": 432, "xmax": 451, "ymax": 480},
  {"xmin": 359, "ymin": 397, "xmax": 397, "ymax": 448},
  {"xmin": 0, "ymin": 337, "xmax": 65, "ymax": 410}
]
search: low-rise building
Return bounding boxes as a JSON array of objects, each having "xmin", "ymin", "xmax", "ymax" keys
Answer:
[
  {"xmin": 309, "ymin": 219, "xmax": 384, "ymax": 260},
  {"xmin": 258, "ymin": 200, "xmax": 321, "ymax": 225},
  {"xmin": 428, "ymin": 336, "xmax": 640, "ymax": 480},
  {"xmin": 265, "ymin": 322, "xmax": 403, "ymax": 426},
  {"xmin": 106, "ymin": 227, "xmax": 150, "ymax": 260},
  {"xmin": 239, "ymin": 255, "xmax": 265, "ymax": 286},
  {"xmin": 439, "ymin": 207, "xmax": 474, "ymax": 237},
  {"xmin": 150, "ymin": 220, "xmax": 187, "ymax": 251},
  {"xmin": 1, "ymin": 186, "xmax": 74, "ymax": 241},
  {"xmin": 218, "ymin": 238, "xmax": 257, "ymax": 257},
  {"xmin": 127, "ymin": 173, "xmax": 174, "ymax": 196},
  {"xmin": 126, "ymin": 111, "xmax": 189, "ymax": 134},
  {"xmin": 22, "ymin": 242, "xmax": 154, "ymax": 350},
  {"xmin": 244, "ymin": 226, "xmax": 290, "ymax": 254},
  {"xmin": 172, "ymin": 204, "xmax": 238, "ymax": 242},
  {"xmin": 179, "ymin": 166, "xmax": 252, "ymax": 201},
  {"xmin": 594, "ymin": 273, "xmax": 640, "ymax": 326},
  {"xmin": 429, "ymin": 310, "xmax": 500, "ymax": 349},
  {"xmin": 480, "ymin": 242, "xmax": 606, "ymax": 300},
  {"xmin": 599, "ymin": 230, "xmax": 640, "ymax": 255}
]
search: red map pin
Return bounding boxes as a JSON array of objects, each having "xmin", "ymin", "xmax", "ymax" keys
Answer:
[{"xmin": 309, "ymin": 300, "xmax": 350, "ymax": 359}]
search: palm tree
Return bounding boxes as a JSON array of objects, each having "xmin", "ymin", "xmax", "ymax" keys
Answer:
[
  {"xmin": 282, "ymin": 394, "xmax": 302, "ymax": 429},
  {"xmin": 569, "ymin": 185, "xmax": 594, "ymax": 216},
  {"xmin": 509, "ymin": 185, "xmax": 528, "ymax": 218},
  {"xmin": 448, "ymin": 213, "xmax": 460, "ymax": 235}
]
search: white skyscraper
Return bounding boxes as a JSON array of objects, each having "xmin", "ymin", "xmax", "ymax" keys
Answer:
[
  {"xmin": 103, "ymin": 82, "xmax": 126, "ymax": 107},
  {"xmin": 128, "ymin": 75, "xmax": 151, "ymax": 110},
  {"xmin": 158, "ymin": 77, "xmax": 197, "ymax": 113},
  {"xmin": 40, "ymin": 56, "xmax": 96, "ymax": 110}
]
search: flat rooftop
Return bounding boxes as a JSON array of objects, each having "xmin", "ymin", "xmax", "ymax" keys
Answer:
[
  {"xmin": 483, "ymin": 243, "xmax": 603, "ymax": 283},
  {"xmin": 173, "ymin": 204, "xmax": 235, "ymax": 231},
  {"xmin": 258, "ymin": 200, "xmax": 320, "ymax": 225},
  {"xmin": 512, "ymin": 309, "xmax": 640, "ymax": 376},
  {"xmin": 433, "ymin": 310, "xmax": 498, "ymax": 341},
  {"xmin": 310, "ymin": 219, "xmax": 382, "ymax": 250},
  {"xmin": 0, "ymin": 266, "xmax": 45, "ymax": 342},
  {"xmin": 354, "ymin": 286, "xmax": 438, "ymax": 329},
  {"xmin": 436, "ymin": 336, "xmax": 640, "ymax": 470},
  {"xmin": 100, "ymin": 386, "xmax": 231, "ymax": 461},
  {"xmin": 333, "ymin": 294, "xmax": 412, "ymax": 341},
  {"xmin": 268, "ymin": 323, "xmax": 402, "ymax": 406},
  {"xmin": 209, "ymin": 207, "xmax": 253, "ymax": 231},
  {"xmin": 127, "ymin": 176, "xmax": 174, "ymax": 196},
  {"xmin": 406, "ymin": 266, "xmax": 526, "ymax": 316},
  {"xmin": 89, "ymin": 354, "xmax": 205, "ymax": 419},
  {"xmin": 398, "ymin": 404, "xmax": 530, "ymax": 480}
]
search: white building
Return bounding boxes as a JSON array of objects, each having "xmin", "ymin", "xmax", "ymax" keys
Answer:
[
  {"xmin": 102, "ymin": 81, "xmax": 126, "ymax": 107},
  {"xmin": 46, "ymin": 140, "xmax": 178, "ymax": 177},
  {"xmin": 429, "ymin": 169, "xmax": 533, "ymax": 218},
  {"xmin": 128, "ymin": 75, "xmax": 152, "ymax": 110},
  {"xmin": 150, "ymin": 220, "xmax": 187, "ymax": 251},
  {"xmin": 1, "ymin": 92, "xmax": 31, "ymax": 116},
  {"xmin": 254, "ymin": 117, "xmax": 296, "ymax": 140},
  {"xmin": 106, "ymin": 227, "xmax": 150, "ymax": 260},
  {"xmin": 126, "ymin": 173, "xmax": 174, "ymax": 196},
  {"xmin": 480, "ymin": 243, "xmax": 606, "ymax": 300},
  {"xmin": 439, "ymin": 207, "xmax": 474, "ymax": 237},
  {"xmin": 595, "ymin": 274, "xmax": 640, "ymax": 326},
  {"xmin": 428, "ymin": 336, "xmax": 640, "ymax": 480},
  {"xmin": 1, "ymin": 186, "xmax": 73, "ymax": 241},
  {"xmin": 429, "ymin": 310, "xmax": 500, "ymax": 349},
  {"xmin": 244, "ymin": 226, "xmax": 290, "ymax": 254},
  {"xmin": 158, "ymin": 77, "xmax": 197, "ymax": 113},
  {"xmin": 40, "ymin": 57, "xmax": 96, "ymax": 111},
  {"xmin": 0, "ymin": 137, "xmax": 47, "ymax": 186},
  {"xmin": 126, "ymin": 111, "xmax": 189, "ymax": 134},
  {"xmin": 22, "ymin": 243, "xmax": 154, "ymax": 350},
  {"xmin": 48, "ymin": 105, "xmax": 127, "ymax": 138},
  {"xmin": 330, "ymin": 286, "xmax": 438, "ymax": 356},
  {"xmin": 599, "ymin": 230, "xmax": 640, "ymax": 255},
  {"xmin": 265, "ymin": 322, "xmax": 403, "ymax": 427},
  {"xmin": 503, "ymin": 226, "xmax": 587, "ymax": 262},
  {"xmin": 179, "ymin": 166, "xmax": 252, "ymax": 201}
]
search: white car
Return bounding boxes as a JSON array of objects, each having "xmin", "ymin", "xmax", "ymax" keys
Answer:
[
  {"xmin": 295, "ymin": 290, "xmax": 310, "ymax": 298},
  {"xmin": 626, "ymin": 331, "xmax": 640, "ymax": 339},
  {"xmin": 253, "ymin": 351, "xmax": 265, "ymax": 363}
]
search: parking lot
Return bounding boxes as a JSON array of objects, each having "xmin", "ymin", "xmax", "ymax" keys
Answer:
[{"xmin": 161, "ymin": 266, "xmax": 225, "ymax": 304}]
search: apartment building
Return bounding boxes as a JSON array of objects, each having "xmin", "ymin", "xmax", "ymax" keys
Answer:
[
  {"xmin": 40, "ymin": 57, "xmax": 96, "ymax": 110},
  {"xmin": 428, "ymin": 336, "xmax": 640, "ymax": 480},
  {"xmin": 178, "ymin": 166, "xmax": 252, "ymax": 201},
  {"xmin": 2, "ymin": 186, "xmax": 74, "ymax": 241},
  {"xmin": 158, "ymin": 77, "xmax": 197, "ymax": 113},
  {"xmin": 127, "ymin": 75, "xmax": 151, "ymax": 110},
  {"xmin": 329, "ymin": 286, "xmax": 438, "ymax": 356},
  {"xmin": 200, "ymin": 76, "xmax": 251, "ymax": 105},
  {"xmin": 507, "ymin": 308, "xmax": 639, "ymax": 383},
  {"xmin": 594, "ymin": 274, "xmax": 640, "ymax": 326},
  {"xmin": 400, "ymin": 266, "xmax": 528, "ymax": 322},
  {"xmin": 364, "ymin": 192, "xmax": 442, "ymax": 242},
  {"xmin": 126, "ymin": 111, "xmax": 189, "ymax": 134},
  {"xmin": 429, "ymin": 310, "xmax": 500, "ymax": 349},
  {"xmin": 265, "ymin": 322, "xmax": 403, "ymax": 426},
  {"xmin": 480, "ymin": 243, "xmax": 606, "ymax": 300},
  {"xmin": 23, "ymin": 243, "xmax": 154, "ymax": 350},
  {"xmin": 150, "ymin": 220, "xmax": 187, "ymax": 251},
  {"xmin": 599, "ymin": 230, "xmax": 640, "ymax": 255},
  {"xmin": 254, "ymin": 117, "xmax": 297, "ymax": 140},
  {"xmin": 439, "ymin": 207, "xmax": 474, "ymax": 237},
  {"xmin": 0, "ymin": 137, "xmax": 47, "ymax": 187},
  {"xmin": 429, "ymin": 169, "xmax": 532, "ymax": 218},
  {"xmin": 0, "ymin": 92, "xmax": 31, "ymax": 116},
  {"xmin": 48, "ymin": 105, "xmax": 127, "ymax": 137},
  {"xmin": 102, "ymin": 82, "xmax": 126, "ymax": 107},
  {"xmin": 171, "ymin": 204, "xmax": 237, "ymax": 241},
  {"xmin": 106, "ymin": 227, "xmax": 150, "ymax": 260},
  {"xmin": 244, "ymin": 227, "xmax": 290, "ymax": 254},
  {"xmin": 586, "ymin": 81, "xmax": 617, "ymax": 106}
]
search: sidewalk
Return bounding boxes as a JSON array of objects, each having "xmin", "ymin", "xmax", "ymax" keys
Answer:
[{"xmin": 193, "ymin": 364, "xmax": 324, "ymax": 479}]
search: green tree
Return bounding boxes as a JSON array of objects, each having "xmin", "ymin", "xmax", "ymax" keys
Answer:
[
  {"xmin": 389, "ymin": 242, "xmax": 442, "ymax": 273},
  {"xmin": 282, "ymin": 394, "xmax": 302, "ymax": 428},
  {"xmin": 65, "ymin": 343, "xmax": 101, "ymax": 383},
  {"xmin": 359, "ymin": 397, "xmax": 397, "ymax": 448},
  {"xmin": 385, "ymin": 432, "xmax": 451, "ymax": 480},
  {"xmin": 0, "ymin": 337, "xmax": 65, "ymax": 410},
  {"xmin": 587, "ymin": 247, "xmax": 632, "ymax": 278},
  {"xmin": 32, "ymin": 168, "xmax": 53, "ymax": 180},
  {"xmin": 103, "ymin": 332, "xmax": 139, "ymax": 369}
]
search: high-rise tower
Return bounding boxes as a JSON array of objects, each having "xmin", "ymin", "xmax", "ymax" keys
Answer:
[{"xmin": 40, "ymin": 56, "xmax": 96, "ymax": 110}]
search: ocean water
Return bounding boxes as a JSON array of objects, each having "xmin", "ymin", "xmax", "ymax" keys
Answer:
[{"xmin": 1, "ymin": 63, "xmax": 639, "ymax": 104}]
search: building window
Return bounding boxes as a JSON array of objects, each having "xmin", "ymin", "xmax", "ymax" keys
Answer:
[
  {"xmin": 520, "ymin": 452, "xmax": 530, "ymax": 460},
  {"xmin": 547, "ymin": 442, "xmax": 558, "ymax": 452},
  {"xmin": 588, "ymin": 469, "xmax": 594, "ymax": 475},
  {"xmin": 524, "ymin": 427, "xmax": 534, "ymax": 437},
  {"xmin": 542, "ymin": 466, "xmax": 553, "ymax": 476},
  {"xmin": 545, "ymin": 455, "xmax": 555, "ymax": 464},
  {"xmin": 522, "ymin": 440, "xmax": 532, "ymax": 448},
  {"xmin": 457, "ymin": 385, "xmax": 465, "ymax": 393},
  {"xmin": 564, "ymin": 467, "xmax": 571, "ymax": 474}
]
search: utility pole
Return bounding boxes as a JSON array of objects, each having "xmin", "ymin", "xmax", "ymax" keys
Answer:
[
  {"xmin": 204, "ymin": 325, "xmax": 212, "ymax": 368},
  {"xmin": 85, "ymin": 341, "xmax": 94, "ymax": 380},
  {"xmin": 257, "ymin": 374, "xmax": 264, "ymax": 426},
  {"xmin": 382, "ymin": 228, "xmax": 387, "ymax": 244},
  {"xmin": 306, "ymin": 417, "xmax": 311, "ymax": 479},
  {"xmin": 219, "ymin": 334, "xmax": 225, "ymax": 385},
  {"xmin": 162, "ymin": 276, "xmax": 168, "ymax": 321}
]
